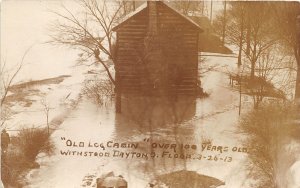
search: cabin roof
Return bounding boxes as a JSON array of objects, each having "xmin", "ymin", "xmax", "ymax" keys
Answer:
[{"xmin": 112, "ymin": 1, "xmax": 203, "ymax": 32}]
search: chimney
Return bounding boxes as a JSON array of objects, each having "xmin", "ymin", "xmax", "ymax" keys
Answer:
[
  {"xmin": 148, "ymin": 1, "xmax": 158, "ymax": 35},
  {"xmin": 144, "ymin": 1, "xmax": 164, "ymax": 93}
]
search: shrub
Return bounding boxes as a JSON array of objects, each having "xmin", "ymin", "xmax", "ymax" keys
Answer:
[
  {"xmin": 82, "ymin": 79, "xmax": 114, "ymax": 106},
  {"xmin": 2, "ymin": 127, "xmax": 53, "ymax": 187},
  {"xmin": 1, "ymin": 150, "xmax": 27, "ymax": 187},
  {"xmin": 17, "ymin": 128, "xmax": 53, "ymax": 161},
  {"xmin": 239, "ymin": 102, "xmax": 297, "ymax": 188}
]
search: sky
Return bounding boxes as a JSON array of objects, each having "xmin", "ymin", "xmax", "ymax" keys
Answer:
[
  {"xmin": 1, "ymin": 0, "xmax": 80, "ymax": 83},
  {"xmin": 0, "ymin": 0, "xmax": 224, "ymax": 83}
]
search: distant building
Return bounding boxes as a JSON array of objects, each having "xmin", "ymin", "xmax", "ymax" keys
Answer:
[
  {"xmin": 113, "ymin": 1, "xmax": 203, "ymax": 96},
  {"xmin": 189, "ymin": 16, "xmax": 232, "ymax": 54}
]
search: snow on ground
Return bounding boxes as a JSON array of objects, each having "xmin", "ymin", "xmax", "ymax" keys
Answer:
[{"xmin": 4, "ymin": 65, "xmax": 87, "ymax": 135}]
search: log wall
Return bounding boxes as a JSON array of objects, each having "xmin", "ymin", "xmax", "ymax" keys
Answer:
[{"xmin": 115, "ymin": 2, "xmax": 199, "ymax": 96}]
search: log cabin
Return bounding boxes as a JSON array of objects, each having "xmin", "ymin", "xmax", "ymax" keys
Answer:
[{"xmin": 112, "ymin": 1, "xmax": 203, "ymax": 96}]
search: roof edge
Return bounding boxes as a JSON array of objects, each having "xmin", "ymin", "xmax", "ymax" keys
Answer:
[
  {"xmin": 112, "ymin": 3, "xmax": 147, "ymax": 31},
  {"xmin": 112, "ymin": 1, "xmax": 203, "ymax": 32},
  {"xmin": 159, "ymin": 1, "xmax": 203, "ymax": 32}
]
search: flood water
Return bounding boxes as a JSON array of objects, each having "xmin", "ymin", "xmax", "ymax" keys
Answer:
[{"xmin": 25, "ymin": 83, "xmax": 247, "ymax": 188}]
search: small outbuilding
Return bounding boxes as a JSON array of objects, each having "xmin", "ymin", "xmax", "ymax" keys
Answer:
[{"xmin": 113, "ymin": 1, "xmax": 203, "ymax": 96}]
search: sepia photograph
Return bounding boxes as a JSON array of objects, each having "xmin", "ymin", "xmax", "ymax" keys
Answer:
[{"xmin": 1, "ymin": 0, "xmax": 300, "ymax": 187}]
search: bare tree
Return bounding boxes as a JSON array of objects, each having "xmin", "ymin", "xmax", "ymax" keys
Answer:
[
  {"xmin": 227, "ymin": 2, "xmax": 278, "ymax": 78},
  {"xmin": 226, "ymin": 1, "xmax": 246, "ymax": 66},
  {"xmin": 170, "ymin": 0, "xmax": 205, "ymax": 16},
  {"xmin": 0, "ymin": 47, "xmax": 32, "ymax": 127},
  {"xmin": 0, "ymin": 47, "xmax": 32, "ymax": 106},
  {"xmin": 117, "ymin": 0, "xmax": 140, "ymax": 15},
  {"xmin": 245, "ymin": 7, "xmax": 251, "ymax": 56},
  {"xmin": 248, "ymin": 47, "xmax": 287, "ymax": 109},
  {"xmin": 243, "ymin": 3, "xmax": 278, "ymax": 79},
  {"xmin": 49, "ymin": 0, "xmax": 124, "ymax": 85},
  {"xmin": 41, "ymin": 99, "xmax": 51, "ymax": 136},
  {"xmin": 82, "ymin": 78, "xmax": 114, "ymax": 106},
  {"xmin": 212, "ymin": 1, "xmax": 228, "ymax": 46},
  {"xmin": 229, "ymin": 46, "xmax": 291, "ymax": 109},
  {"xmin": 271, "ymin": 2, "xmax": 300, "ymax": 115},
  {"xmin": 49, "ymin": 0, "xmax": 129, "ymax": 113},
  {"xmin": 222, "ymin": 0, "xmax": 227, "ymax": 46}
]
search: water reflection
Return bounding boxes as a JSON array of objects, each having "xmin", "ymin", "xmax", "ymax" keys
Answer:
[
  {"xmin": 115, "ymin": 96, "xmax": 196, "ymax": 138},
  {"xmin": 112, "ymin": 96, "xmax": 198, "ymax": 182},
  {"xmin": 25, "ymin": 93, "xmax": 238, "ymax": 188}
]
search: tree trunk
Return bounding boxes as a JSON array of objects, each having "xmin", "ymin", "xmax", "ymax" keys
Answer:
[
  {"xmin": 222, "ymin": 0, "xmax": 227, "ymax": 46},
  {"xmin": 246, "ymin": 18, "xmax": 251, "ymax": 56},
  {"xmin": 95, "ymin": 55, "xmax": 115, "ymax": 85},
  {"xmin": 115, "ymin": 73, "xmax": 121, "ymax": 113},
  {"xmin": 210, "ymin": 0, "xmax": 213, "ymax": 23},
  {"xmin": 295, "ymin": 65, "xmax": 300, "ymax": 94},
  {"xmin": 238, "ymin": 46, "xmax": 242, "ymax": 66},
  {"xmin": 239, "ymin": 76, "xmax": 242, "ymax": 115},
  {"xmin": 295, "ymin": 57, "xmax": 300, "ymax": 117},
  {"xmin": 250, "ymin": 40, "xmax": 257, "ymax": 79},
  {"xmin": 250, "ymin": 61, "xmax": 255, "ymax": 79},
  {"xmin": 237, "ymin": 11, "xmax": 245, "ymax": 67},
  {"xmin": 132, "ymin": 1, "xmax": 136, "ymax": 11},
  {"xmin": 295, "ymin": 14, "xmax": 300, "ymax": 120},
  {"xmin": 237, "ymin": 26, "xmax": 244, "ymax": 66},
  {"xmin": 294, "ymin": 16, "xmax": 300, "ymax": 116}
]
